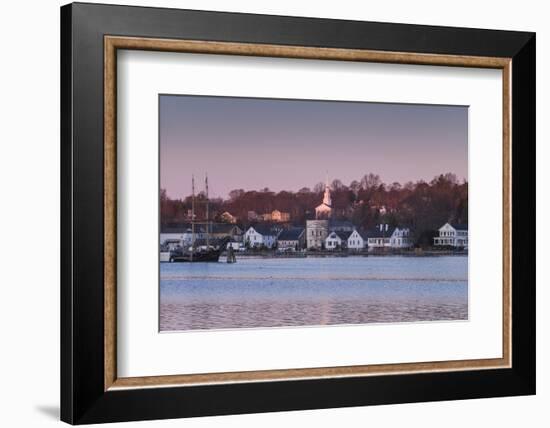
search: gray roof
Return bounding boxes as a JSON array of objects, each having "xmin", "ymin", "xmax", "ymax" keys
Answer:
[
  {"xmin": 329, "ymin": 219, "xmax": 354, "ymax": 230},
  {"xmin": 249, "ymin": 225, "xmax": 279, "ymax": 236},
  {"xmin": 352, "ymin": 229, "xmax": 370, "ymax": 240},
  {"xmin": 450, "ymin": 223, "xmax": 468, "ymax": 231},
  {"xmin": 328, "ymin": 231, "xmax": 352, "ymax": 241},
  {"xmin": 278, "ymin": 228, "xmax": 304, "ymax": 241},
  {"xmin": 364, "ymin": 226, "xmax": 396, "ymax": 239}
]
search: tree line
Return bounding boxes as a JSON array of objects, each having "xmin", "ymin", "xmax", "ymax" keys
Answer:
[{"xmin": 161, "ymin": 173, "xmax": 467, "ymax": 246}]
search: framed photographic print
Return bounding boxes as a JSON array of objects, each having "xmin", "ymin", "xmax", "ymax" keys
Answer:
[{"xmin": 61, "ymin": 2, "xmax": 535, "ymax": 424}]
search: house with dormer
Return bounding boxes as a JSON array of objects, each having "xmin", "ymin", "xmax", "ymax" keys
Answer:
[{"xmin": 433, "ymin": 223, "xmax": 468, "ymax": 248}]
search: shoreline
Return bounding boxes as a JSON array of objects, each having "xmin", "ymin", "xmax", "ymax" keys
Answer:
[
  {"xmin": 222, "ymin": 250, "xmax": 468, "ymax": 259},
  {"xmin": 160, "ymin": 250, "xmax": 468, "ymax": 263}
]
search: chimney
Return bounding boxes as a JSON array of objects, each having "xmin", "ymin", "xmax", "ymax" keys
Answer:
[
  {"xmin": 385, "ymin": 224, "xmax": 389, "ymax": 231},
  {"xmin": 379, "ymin": 224, "xmax": 383, "ymax": 231}
]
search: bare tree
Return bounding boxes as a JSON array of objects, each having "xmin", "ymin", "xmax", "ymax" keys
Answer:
[
  {"xmin": 349, "ymin": 180, "xmax": 361, "ymax": 195},
  {"xmin": 331, "ymin": 179, "xmax": 345, "ymax": 190},
  {"xmin": 361, "ymin": 173, "xmax": 382, "ymax": 190},
  {"xmin": 313, "ymin": 182, "xmax": 325, "ymax": 193}
]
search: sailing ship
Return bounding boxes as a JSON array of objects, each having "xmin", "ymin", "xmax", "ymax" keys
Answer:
[{"xmin": 169, "ymin": 174, "xmax": 227, "ymax": 263}]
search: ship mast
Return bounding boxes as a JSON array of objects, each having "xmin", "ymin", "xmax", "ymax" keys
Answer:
[
  {"xmin": 205, "ymin": 173, "xmax": 210, "ymax": 249},
  {"xmin": 191, "ymin": 174, "xmax": 195, "ymax": 262}
]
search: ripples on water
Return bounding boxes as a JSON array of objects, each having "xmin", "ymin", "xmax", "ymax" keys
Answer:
[{"xmin": 160, "ymin": 256, "xmax": 468, "ymax": 331}]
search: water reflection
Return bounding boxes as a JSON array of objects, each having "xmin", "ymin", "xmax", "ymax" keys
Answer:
[{"xmin": 160, "ymin": 256, "xmax": 468, "ymax": 331}]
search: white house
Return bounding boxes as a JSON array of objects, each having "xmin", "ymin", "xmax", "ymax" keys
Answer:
[
  {"xmin": 433, "ymin": 223, "xmax": 468, "ymax": 248},
  {"xmin": 325, "ymin": 231, "xmax": 351, "ymax": 250},
  {"xmin": 244, "ymin": 225, "xmax": 279, "ymax": 249},
  {"xmin": 366, "ymin": 224, "xmax": 393, "ymax": 249},
  {"xmin": 347, "ymin": 229, "xmax": 368, "ymax": 250},
  {"xmin": 390, "ymin": 227, "xmax": 413, "ymax": 248},
  {"xmin": 366, "ymin": 224, "xmax": 413, "ymax": 250}
]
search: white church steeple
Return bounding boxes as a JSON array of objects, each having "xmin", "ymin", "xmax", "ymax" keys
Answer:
[{"xmin": 315, "ymin": 172, "xmax": 332, "ymax": 219}]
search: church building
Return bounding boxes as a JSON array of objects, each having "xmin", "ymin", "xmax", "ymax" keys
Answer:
[{"xmin": 315, "ymin": 175, "xmax": 332, "ymax": 219}]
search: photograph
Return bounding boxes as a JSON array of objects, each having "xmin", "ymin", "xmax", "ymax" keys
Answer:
[
  {"xmin": 159, "ymin": 95, "xmax": 469, "ymax": 331},
  {"xmin": 55, "ymin": 3, "xmax": 536, "ymax": 424}
]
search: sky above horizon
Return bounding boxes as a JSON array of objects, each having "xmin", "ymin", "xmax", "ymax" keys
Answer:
[{"xmin": 160, "ymin": 95, "xmax": 468, "ymax": 200}]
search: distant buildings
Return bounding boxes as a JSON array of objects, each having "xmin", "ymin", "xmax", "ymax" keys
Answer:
[
  {"xmin": 160, "ymin": 223, "xmax": 205, "ymax": 248},
  {"xmin": 366, "ymin": 224, "xmax": 393, "ymax": 249},
  {"xmin": 261, "ymin": 209, "xmax": 290, "ymax": 222},
  {"xmin": 325, "ymin": 231, "xmax": 352, "ymax": 250},
  {"xmin": 433, "ymin": 223, "xmax": 468, "ymax": 248},
  {"xmin": 244, "ymin": 225, "xmax": 279, "ymax": 249},
  {"xmin": 162, "ymin": 181, "xmax": 468, "ymax": 255},
  {"xmin": 270, "ymin": 209, "xmax": 290, "ymax": 222},
  {"xmin": 278, "ymin": 228, "xmax": 305, "ymax": 251},
  {"xmin": 160, "ymin": 223, "xmax": 242, "ymax": 249},
  {"xmin": 347, "ymin": 229, "xmax": 368, "ymax": 250},
  {"xmin": 366, "ymin": 224, "xmax": 413, "ymax": 250},
  {"xmin": 306, "ymin": 219, "xmax": 329, "ymax": 249},
  {"xmin": 210, "ymin": 224, "xmax": 243, "ymax": 241},
  {"xmin": 390, "ymin": 227, "xmax": 413, "ymax": 248}
]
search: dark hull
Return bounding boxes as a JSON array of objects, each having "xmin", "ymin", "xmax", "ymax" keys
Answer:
[{"xmin": 170, "ymin": 250, "xmax": 221, "ymax": 263}]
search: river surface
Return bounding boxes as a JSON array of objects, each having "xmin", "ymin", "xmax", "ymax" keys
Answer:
[{"xmin": 160, "ymin": 256, "xmax": 468, "ymax": 331}]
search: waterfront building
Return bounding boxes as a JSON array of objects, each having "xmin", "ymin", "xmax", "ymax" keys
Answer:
[
  {"xmin": 366, "ymin": 224, "xmax": 413, "ymax": 250},
  {"xmin": 389, "ymin": 227, "xmax": 413, "ymax": 248},
  {"xmin": 390, "ymin": 227, "xmax": 413, "ymax": 248},
  {"xmin": 244, "ymin": 225, "xmax": 279, "ymax": 249},
  {"xmin": 433, "ymin": 223, "xmax": 468, "ymax": 248},
  {"xmin": 347, "ymin": 229, "xmax": 368, "ymax": 250},
  {"xmin": 210, "ymin": 224, "xmax": 243, "ymax": 241},
  {"xmin": 219, "ymin": 211, "xmax": 237, "ymax": 224},
  {"xmin": 160, "ymin": 223, "xmax": 205, "ymax": 247},
  {"xmin": 368, "ymin": 224, "xmax": 392, "ymax": 249},
  {"xmin": 278, "ymin": 228, "xmax": 305, "ymax": 251},
  {"xmin": 325, "ymin": 231, "xmax": 352, "ymax": 250},
  {"xmin": 306, "ymin": 219, "xmax": 329, "ymax": 249},
  {"xmin": 366, "ymin": 224, "xmax": 393, "ymax": 249}
]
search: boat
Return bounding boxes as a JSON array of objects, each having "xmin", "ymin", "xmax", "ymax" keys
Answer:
[
  {"xmin": 169, "ymin": 247, "xmax": 222, "ymax": 263},
  {"xmin": 169, "ymin": 174, "xmax": 231, "ymax": 263}
]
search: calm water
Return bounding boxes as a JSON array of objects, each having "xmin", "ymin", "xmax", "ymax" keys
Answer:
[{"xmin": 160, "ymin": 256, "xmax": 468, "ymax": 331}]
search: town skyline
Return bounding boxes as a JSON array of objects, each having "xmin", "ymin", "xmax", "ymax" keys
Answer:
[
  {"xmin": 160, "ymin": 95, "xmax": 468, "ymax": 200},
  {"xmin": 161, "ymin": 171, "xmax": 467, "ymax": 201}
]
